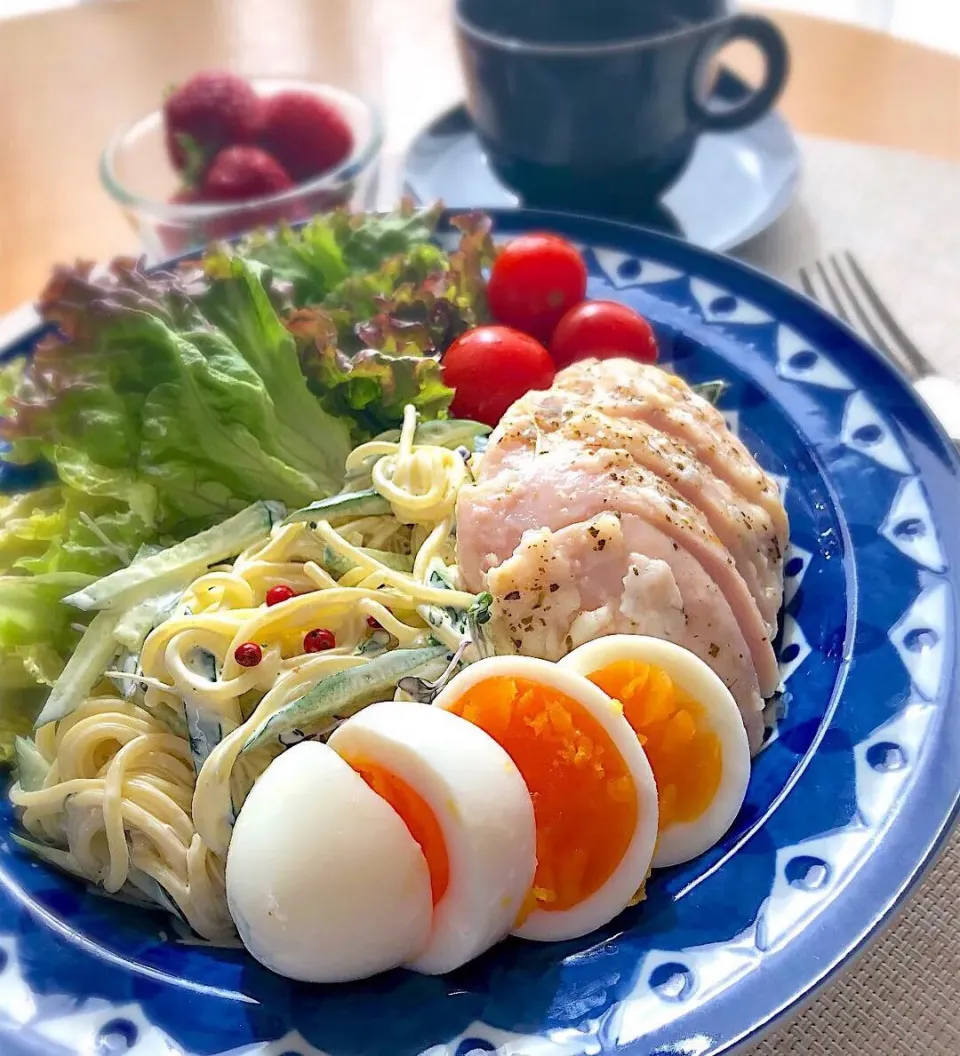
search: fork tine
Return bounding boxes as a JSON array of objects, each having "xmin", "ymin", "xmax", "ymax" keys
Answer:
[
  {"xmin": 843, "ymin": 253, "xmax": 934, "ymax": 378},
  {"xmin": 798, "ymin": 267, "xmax": 817, "ymax": 301},
  {"xmin": 814, "ymin": 261, "xmax": 852, "ymax": 324},
  {"xmin": 828, "ymin": 255, "xmax": 903, "ymax": 366}
]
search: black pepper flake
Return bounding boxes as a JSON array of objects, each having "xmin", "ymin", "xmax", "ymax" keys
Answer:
[
  {"xmin": 588, "ymin": 526, "xmax": 600, "ymax": 539},
  {"xmin": 597, "ymin": 538, "xmax": 607, "ymax": 551},
  {"xmin": 549, "ymin": 583, "xmax": 560, "ymax": 592},
  {"xmin": 709, "ymin": 643, "xmax": 720, "ymax": 658},
  {"xmin": 504, "ymin": 590, "xmax": 521, "ymax": 602}
]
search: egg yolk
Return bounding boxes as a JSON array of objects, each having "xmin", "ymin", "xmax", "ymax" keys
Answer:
[
  {"xmin": 446, "ymin": 676, "xmax": 638, "ymax": 913},
  {"xmin": 345, "ymin": 758, "xmax": 450, "ymax": 905},
  {"xmin": 587, "ymin": 661, "xmax": 722, "ymax": 829}
]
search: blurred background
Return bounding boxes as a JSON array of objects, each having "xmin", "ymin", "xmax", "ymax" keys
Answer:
[{"xmin": 5, "ymin": 0, "xmax": 960, "ymax": 51}]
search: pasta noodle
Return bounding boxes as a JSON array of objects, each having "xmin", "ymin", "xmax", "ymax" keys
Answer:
[{"xmin": 10, "ymin": 407, "xmax": 479, "ymax": 941}]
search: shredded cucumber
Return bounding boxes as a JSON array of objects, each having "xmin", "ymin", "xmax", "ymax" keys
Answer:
[
  {"xmin": 317, "ymin": 544, "xmax": 412, "ymax": 579},
  {"xmin": 182, "ymin": 649, "xmax": 227, "ymax": 775},
  {"xmin": 396, "ymin": 649, "xmax": 466, "ymax": 703},
  {"xmin": 113, "ymin": 588, "xmax": 187, "ymax": 651},
  {"xmin": 14, "ymin": 736, "xmax": 49, "ymax": 792},
  {"xmin": 377, "ymin": 419, "xmax": 491, "ymax": 451},
  {"xmin": 418, "ymin": 567, "xmax": 472, "ymax": 651},
  {"xmin": 11, "ymin": 833, "xmax": 86, "ymax": 878},
  {"xmin": 355, "ymin": 629, "xmax": 393, "ymax": 658},
  {"xmin": 65, "ymin": 502, "xmax": 284, "ymax": 613},
  {"xmin": 107, "ymin": 651, "xmax": 140, "ymax": 700},
  {"xmin": 33, "ymin": 610, "xmax": 122, "ymax": 728},
  {"xmin": 242, "ymin": 644, "xmax": 448, "ymax": 754},
  {"xmin": 285, "ymin": 490, "xmax": 390, "ymax": 525},
  {"xmin": 358, "ymin": 548, "xmax": 412, "ymax": 572},
  {"xmin": 692, "ymin": 379, "xmax": 729, "ymax": 406},
  {"xmin": 11, "ymin": 833, "xmax": 186, "ymax": 922},
  {"xmin": 124, "ymin": 867, "xmax": 188, "ymax": 921}
]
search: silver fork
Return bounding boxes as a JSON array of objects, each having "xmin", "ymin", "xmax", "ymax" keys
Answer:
[{"xmin": 798, "ymin": 252, "xmax": 960, "ymax": 446}]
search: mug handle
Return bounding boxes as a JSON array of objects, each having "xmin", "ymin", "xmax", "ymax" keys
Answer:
[{"xmin": 686, "ymin": 14, "xmax": 790, "ymax": 132}]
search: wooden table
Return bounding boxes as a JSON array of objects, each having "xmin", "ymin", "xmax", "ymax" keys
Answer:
[{"xmin": 0, "ymin": 0, "xmax": 957, "ymax": 313}]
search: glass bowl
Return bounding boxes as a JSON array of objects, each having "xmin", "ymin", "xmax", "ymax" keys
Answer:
[{"xmin": 101, "ymin": 78, "xmax": 383, "ymax": 261}]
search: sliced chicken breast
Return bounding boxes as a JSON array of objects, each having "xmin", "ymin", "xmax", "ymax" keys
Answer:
[
  {"xmin": 481, "ymin": 390, "xmax": 782, "ymax": 635},
  {"xmin": 457, "ymin": 356, "xmax": 787, "ymax": 752},
  {"xmin": 484, "ymin": 512, "xmax": 765, "ymax": 749},
  {"xmin": 549, "ymin": 358, "xmax": 789, "ymax": 550},
  {"xmin": 459, "ymin": 449, "xmax": 779, "ymax": 699}
]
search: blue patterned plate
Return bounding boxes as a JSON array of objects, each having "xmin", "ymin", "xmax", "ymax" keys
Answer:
[{"xmin": 1, "ymin": 210, "xmax": 958, "ymax": 1056}]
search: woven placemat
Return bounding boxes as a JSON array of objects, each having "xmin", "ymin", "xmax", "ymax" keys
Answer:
[
  {"xmin": 746, "ymin": 829, "xmax": 960, "ymax": 1054},
  {"xmin": 738, "ymin": 136, "xmax": 960, "ymax": 1055},
  {"xmin": 741, "ymin": 135, "xmax": 960, "ymax": 381}
]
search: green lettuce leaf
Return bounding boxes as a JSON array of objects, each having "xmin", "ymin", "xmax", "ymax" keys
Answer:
[
  {"xmin": 197, "ymin": 254, "xmax": 352, "ymax": 488},
  {"xmin": 280, "ymin": 210, "xmax": 496, "ymax": 438},
  {"xmin": 298, "ymin": 343, "xmax": 453, "ymax": 438},
  {"xmin": 3, "ymin": 254, "xmax": 354, "ymax": 530},
  {"xmin": 0, "ymin": 688, "xmax": 46, "ymax": 767},
  {"xmin": 235, "ymin": 201, "xmax": 444, "ymax": 307},
  {"xmin": 0, "ymin": 486, "xmax": 152, "ymax": 576},
  {"xmin": 0, "ymin": 205, "xmax": 494, "ymax": 760},
  {"xmin": 0, "ymin": 487, "xmax": 153, "ymax": 743}
]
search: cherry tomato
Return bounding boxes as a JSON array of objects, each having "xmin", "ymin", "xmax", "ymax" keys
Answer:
[
  {"xmin": 486, "ymin": 234, "xmax": 588, "ymax": 343},
  {"xmin": 550, "ymin": 300, "xmax": 659, "ymax": 369},
  {"xmin": 443, "ymin": 325, "xmax": 555, "ymax": 427}
]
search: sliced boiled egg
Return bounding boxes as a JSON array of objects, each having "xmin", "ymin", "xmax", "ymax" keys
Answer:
[
  {"xmin": 225, "ymin": 740, "xmax": 432, "ymax": 982},
  {"xmin": 432, "ymin": 656, "xmax": 659, "ymax": 942},
  {"xmin": 559, "ymin": 635, "xmax": 750, "ymax": 868},
  {"xmin": 328, "ymin": 700, "xmax": 537, "ymax": 975}
]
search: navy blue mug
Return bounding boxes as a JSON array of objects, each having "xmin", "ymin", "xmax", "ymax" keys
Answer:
[{"xmin": 455, "ymin": 0, "xmax": 789, "ymax": 213}]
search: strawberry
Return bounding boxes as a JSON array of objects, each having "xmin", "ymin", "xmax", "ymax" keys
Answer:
[
  {"xmin": 164, "ymin": 71, "xmax": 262, "ymax": 176},
  {"xmin": 258, "ymin": 91, "xmax": 354, "ymax": 182},
  {"xmin": 201, "ymin": 146, "xmax": 294, "ymax": 202}
]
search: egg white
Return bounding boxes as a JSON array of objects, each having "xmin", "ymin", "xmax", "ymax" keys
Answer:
[
  {"xmin": 559, "ymin": 634, "xmax": 751, "ymax": 868},
  {"xmin": 432, "ymin": 655, "xmax": 659, "ymax": 942},
  {"xmin": 329, "ymin": 700, "xmax": 537, "ymax": 974},
  {"xmin": 225, "ymin": 740, "xmax": 433, "ymax": 982}
]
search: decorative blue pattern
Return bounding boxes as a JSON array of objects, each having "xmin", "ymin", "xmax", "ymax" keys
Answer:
[{"xmin": 1, "ymin": 209, "xmax": 958, "ymax": 1056}]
